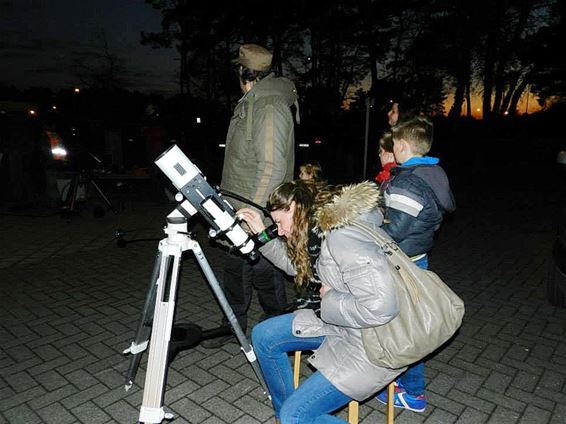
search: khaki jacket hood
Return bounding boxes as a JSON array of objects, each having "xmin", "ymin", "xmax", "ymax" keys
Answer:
[{"xmin": 250, "ymin": 73, "xmax": 298, "ymax": 107}]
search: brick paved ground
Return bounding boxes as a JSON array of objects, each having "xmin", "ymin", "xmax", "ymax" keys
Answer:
[{"xmin": 1, "ymin": 175, "xmax": 566, "ymax": 423}]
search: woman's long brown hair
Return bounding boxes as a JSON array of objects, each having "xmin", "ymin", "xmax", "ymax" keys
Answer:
[{"xmin": 267, "ymin": 180, "xmax": 338, "ymax": 286}]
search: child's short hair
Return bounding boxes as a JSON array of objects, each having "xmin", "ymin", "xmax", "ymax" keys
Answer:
[
  {"xmin": 379, "ymin": 131, "xmax": 394, "ymax": 153},
  {"xmin": 391, "ymin": 116, "xmax": 433, "ymax": 156},
  {"xmin": 299, "ymin": 161, "xmax": 324, "ymax": 182}
]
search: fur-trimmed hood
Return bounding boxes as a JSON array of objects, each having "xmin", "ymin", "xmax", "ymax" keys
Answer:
[{"xmin": 315, "ymin": 181, "xmax": 381, "ymax": 233}]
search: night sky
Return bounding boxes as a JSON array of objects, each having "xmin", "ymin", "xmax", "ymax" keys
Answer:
[{"xmin": 1, "ymin": 0, "xmax": 178, "ymax": 94}]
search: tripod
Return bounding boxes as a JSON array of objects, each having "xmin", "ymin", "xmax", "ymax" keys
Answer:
[
  {"xmin": 60, "ymin": 169, "xmax": 117, "ymax": 217},
  {"xmin": 123, "ymin": 205, "xmax": 270, "ymax": 423}
]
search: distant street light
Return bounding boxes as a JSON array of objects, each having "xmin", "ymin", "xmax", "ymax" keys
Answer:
[
  {"xmin": 28, "ymin": 109, "xmax": 37, "ymax": 116},
  {"xmin": 74, "ymin": 87, "xmax": 80, "ymax": 93}
]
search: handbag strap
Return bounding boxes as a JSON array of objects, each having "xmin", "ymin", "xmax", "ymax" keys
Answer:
[
  {"xmin": 350, "ymin": 221, "xmax": 401, "ymax": 255},
  {"xmin": 351, "ymin": 220, "xmax": 422, "ymax": 302}
]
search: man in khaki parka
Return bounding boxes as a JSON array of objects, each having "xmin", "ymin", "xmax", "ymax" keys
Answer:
[{"xmin": 202, "ymin": 43, "xmax": 298, "ymax": 348}]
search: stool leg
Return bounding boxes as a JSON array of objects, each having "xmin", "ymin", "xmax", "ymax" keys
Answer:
[
  {"xmin": 347, "ymin": 400, "xmax": 359, "ymax": 424},
  {"xmin": 386, "ymin": 381, "xmax": 395, "ymax": 424},
  {"xmin": 293, "ymin": 351, "xmax": 302, "ymax": 389}
]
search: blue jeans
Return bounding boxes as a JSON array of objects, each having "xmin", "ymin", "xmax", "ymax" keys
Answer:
[
  {"xmin": 252, "ymin": 313, "xmax": 352, "ymax": 423},
  {"xmin": 398, "ymin": 254, "xmax": 428, "ymax": 396}
]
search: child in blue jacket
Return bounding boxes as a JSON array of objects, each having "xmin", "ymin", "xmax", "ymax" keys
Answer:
[{"xmin": 377, "ymin": 115, "xmax": 456, "ymax": 412}]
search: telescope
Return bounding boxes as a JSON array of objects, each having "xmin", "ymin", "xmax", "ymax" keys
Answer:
[
  {"xmin": 155, "ymin": 144, "xmax": 257, "ymax": 259},
  {"xmin": 123, "ymin": 145, "xmax": 270, "ymax": 423}
]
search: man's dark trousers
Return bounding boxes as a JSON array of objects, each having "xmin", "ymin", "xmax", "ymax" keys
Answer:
[{"xmin": 223, "ymin": 252, "xmax": 287, "ymax": 332}]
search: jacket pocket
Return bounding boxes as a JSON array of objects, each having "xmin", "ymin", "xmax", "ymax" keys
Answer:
[{"xmin": 292, "ymin": 309, "xmax": 343, "ymax": 337}]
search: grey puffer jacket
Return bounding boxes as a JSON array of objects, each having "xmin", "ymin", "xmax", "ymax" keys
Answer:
[
  {"xmin": 260, "ymin": 182, "xmax": 404, "ymax": 401},
  {"xmin": 221, "ymin": 74, "xmax": 297, "ymax": 214}
]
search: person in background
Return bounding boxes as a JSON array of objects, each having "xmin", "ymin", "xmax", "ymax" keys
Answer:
[
  {"xmin": 387, "ymin": 97, "xmax": 421, "ymax": 127},
  {"xmin": 298, "ymin": 161, "xmax": 324, "ymax": 182},
  {"xmin": 203, "ymin": 43, "xmax": 299, "ymax": 348},
  {"xmin": 376, "ymin": 115, "xmax": 456, "ymax": 412},
  {"xmin": 375, "ymin": 131, "xmax": 395, "ymax": 186},
  {"xmin": 238, "ymin": 180, "xmax": 402, "ymax": 423}
]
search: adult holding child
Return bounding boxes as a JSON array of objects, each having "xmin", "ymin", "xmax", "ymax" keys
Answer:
[{"xmin": 238, "ymin": 179, "xmax": 403, "ymax": 423}]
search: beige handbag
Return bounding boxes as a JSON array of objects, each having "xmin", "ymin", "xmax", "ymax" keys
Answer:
[{"xmin": 352, "ymin": 221, "xmax": 465, "ymax": 369}]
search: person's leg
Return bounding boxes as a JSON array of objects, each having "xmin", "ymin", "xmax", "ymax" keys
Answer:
[
  {"xmin": 252, "ymin": 255, "xmax": 288, "ymax": 319},
  {"xmin": 398, "ymin": 362, "xmax": 425, "ymax": 395},
  {"xmin": 394, "ymin": 254, "xmax": 428, "ymax": 405},
  {"xmin": 279, "ymin": 371, "xmax": 351, "ymax": 424},
  {"xmin": 222, "ymin": 252, "xmax": 252, "ymax": 331},
  {"xmin": 251, "ymin": 313, "xmax": 324, "ymax": 418},
  {"xmin": 413, "ymin": 255, "xmax": 429, "ymax": 270},
  {"xmin": 202, "ymin": 252, "xmax": 251, "ymax": 349}
]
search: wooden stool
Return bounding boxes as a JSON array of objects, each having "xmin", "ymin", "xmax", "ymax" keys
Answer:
[{"xmin": 293, "ymin": 351, "xmax": 395, "ymax": 424}]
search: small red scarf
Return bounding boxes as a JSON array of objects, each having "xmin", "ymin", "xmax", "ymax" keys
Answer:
[{"xmin": 375, "ymin": 161, "xmax": 396, "ymax": 184}]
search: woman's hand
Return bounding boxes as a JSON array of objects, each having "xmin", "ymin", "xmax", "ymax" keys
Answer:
[
  {"xmin": 319, "ymin": 284, "xmax": 331, "ymax": 297},
  {"xmin": 237, "ymin": 208, "xmax": 266, "ymax": 234}
]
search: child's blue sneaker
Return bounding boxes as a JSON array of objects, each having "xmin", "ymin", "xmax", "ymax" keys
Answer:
[{"xmin": 376, "ymin": 385, "xmax": 427, "ymax": 413}]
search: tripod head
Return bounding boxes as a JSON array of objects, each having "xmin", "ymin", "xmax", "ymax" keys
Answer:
[{"xmin": 155, "ymin": 145, "xmax": 257, "ymax": 260}]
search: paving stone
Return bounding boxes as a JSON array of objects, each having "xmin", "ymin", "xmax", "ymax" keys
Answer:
[
  {"xmin": 446, "ymin": 388, "xmax": 495, "ymax": 415},
  {"xmin": 513, "ymin": 386, "xmax": 555, "ymax": 411},
  {"xmin": 233, "ymin": 415, "xmax": 262, "ymax": 424},
  {"xmin": 71, "ymin": 400, "xmax": 111, "ymax": 424},
  {"xmin": 101, "ymin": 399, "xmax": 141, "ymax": 424},
  {"xmin": 454, "ymin": 407, "xmax": 490, "ymax": 424},
  {"xmin": 423, "ymin": 408, "xmax": 458, "ymax": 423},
  {"xmin": 201, "ymin": 416, "xmax": 227, "ymax": 424},
  {"xmin": 550, "ymin": 403, "xmax": 566, "ymax": 424},
  {"xmin": 0, "ymin": 386, "xmax": 46, "ymax": 411},
  {"xmin": 0, "ymin": 357, "xmax": 44, "ymax": 377},
  {"xmin": 4, "ymin": 370, "xmax": 38, "ymax": 392},
  {"xmin": 454, "ymin": 372, "xmax": 485, "ymax": 394},
  {"xmin": 486, "ymin": 405, "xmax": 521, "ymax": 423},
  {"xmin": 3, "ymin": 403, "xmax": 43, "ymax": 424},
  {"xmin": 477, "ymin": 388, "xmax": 526, "ymax": 414},
  {"xmin": 164, "ymin": 379, "xmax": 200, "ymax": 404},
  {"xmin": 457, "ymin": 345, "xmax": 483, "ymax": 363},
  {"xmin": 60, "ymin": 383, "xmax": 108, "ymax": 409},
  {"xmin": 428, "ymin": 373, "xmax": 458, "ymax": 396},
  {"xmin": 202, "ymin": 396, "xmax": 244, "ymax": 422},
  {"xmin": 37, "ymin": 402, "xmax": 77, "ymax": 424},
  {"xmin": 55, "ymin": 355, "xmax": 98, "ymax": 375},
  {"xmin": 187, "ymin": 379, "xmax": 230, "ymax": 403},
  {"xmin": 233, "ymin": 394, "xmax": 274, "ymax": 421},
  {"xmin": 483, "ymin": 371, "xmax": 513, "ymax": 393},
  {"xmin": 449, "ymin": 358, "xmax": 491, "ymax": 377},
  {"xmin": 474, "ymin": 357, "xmax": 518, "ymax": 377},
  {"xmin": 169, "ymin": 397, "xmax": 212, "ymax": 423},
  {"xmin": 518, "ymin": 404, "xmax": 551, "ymax": 424},
  {"xmin": 34, "ymin": 370, "xmax": 67, "ymax": 391},
  {"xmin": 511, "ymin": 371, "xmax": 540, "ymax": 393},
  {"xmin": 428, "ymin": 390, "xmax": 466, "ymax": 416},
  {"xmin": 534, "ymin": 386, "xmax": 566, "ymax": 404},
  {"xmin": 539, "ymin": 369, "xmax": 564, "ymax": 391},
  {"xmin": 480, "ymin": 345, "xmax": 507, "ymax": 362}
]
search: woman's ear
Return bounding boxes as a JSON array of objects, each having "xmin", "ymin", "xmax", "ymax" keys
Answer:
[{"xmin": 288, "ymin": 201, "xmax": 296, "ymax": 214}]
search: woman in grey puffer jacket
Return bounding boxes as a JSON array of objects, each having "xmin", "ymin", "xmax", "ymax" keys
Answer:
[{"xmin": 238, "ymin": 180, "xmax": 404, "ymax": 423}]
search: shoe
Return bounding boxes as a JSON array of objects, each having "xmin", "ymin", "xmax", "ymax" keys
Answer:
[
  {"xmin": 200, "ymin": 335, "xmax": 235, "ymax": 349},
  {"xmin": 376, "ymin": 385, "xmax": 426, "ymax": 413}
]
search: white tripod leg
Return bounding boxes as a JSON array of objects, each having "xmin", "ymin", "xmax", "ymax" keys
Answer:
[
  {"xmin": 138, "ymin": 240, "xmax": 182, "ymax": 423},
  {"xmin": 191, "ymin": 241, "xmax": 271, "ymax": 399}
]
